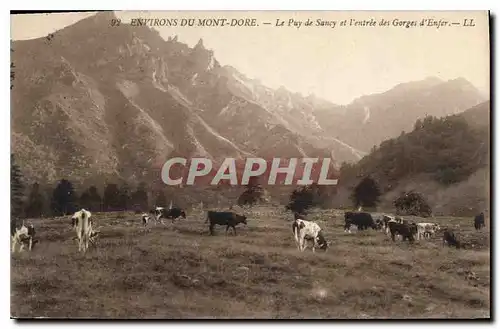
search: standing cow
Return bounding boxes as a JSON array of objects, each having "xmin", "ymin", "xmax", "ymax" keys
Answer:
[
  {"xmin": 388, "ymin": 221, "xmax": 417, "ymax": 243},
  {"xmin": 71, "ymin": 209, "xmax": 96, "ymax": 253},
  {"xmin": 206, "ymin": 211, "xmax": 247, "ymax": 235},
  {"xmin": 344, "ymin": 212, "xmax": 377, "ymax": 233},
  {"xmin": 474, "ymin": 212, "xmax": 485, "ymax": 230}
]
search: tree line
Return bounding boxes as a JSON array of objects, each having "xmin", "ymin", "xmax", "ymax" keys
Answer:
[{"xmin": 11, "ymin": 154, "xmax": 169, "ymax": 219}]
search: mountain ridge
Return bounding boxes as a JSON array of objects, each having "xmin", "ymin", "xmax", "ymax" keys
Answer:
[{"xmin": 11, "ymin": 12, "xmax": 487, "ymax": 192}]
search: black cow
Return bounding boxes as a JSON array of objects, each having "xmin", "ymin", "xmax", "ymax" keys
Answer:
[
  {"xmin": 161, "ymin": 207, "xmax": 187, "ymax": 222},
  {"xmin": 388, "ymin": 221, "xmax": 416, "ymax": 243},
  {"xmin": 206, "ymin": 211, "xmax": 248, "ymax": 235},
  {"xmin": 474, "ymin": 212, "xmax": 485, "ymax": 230},
  {"xmin": 443, "ymin": 229, "xmax": 461, "ymax": 249},
  {"xmin": 150, "ymin": 207, "xmax": 186, "ymax": 223},
  {"xmin": 344, "ymin": 212, "xmax": 377, "ymax": 232}
]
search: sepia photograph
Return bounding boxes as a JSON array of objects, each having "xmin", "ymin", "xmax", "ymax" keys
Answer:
[{"xmin": 10, "ymin": 10, "xmax": 490, "ymax": 319}]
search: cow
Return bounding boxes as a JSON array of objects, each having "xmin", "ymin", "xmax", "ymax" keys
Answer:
[
  {"xmin": 388, "ymin": 221, "xmax": 417, "ymax": 243},
  {"xmin": 160, "ymin": 207, "xmax": 187, "ymax": 222},
  {"xmin": 292, "ymin": 218, "xmax": 328, "ymax": 252},
  {"xmin": 206, "ymin": 211, "xmax": 248, "ymax": 235},
  {"xmin": 344, "ymin": 212, "xmax": 377, "ymax": 233},
  {"xmin": 474, "ymin": 213, "xmax": 485, "ymax": 230},
  {"xmin": 11, "ymin": 220, "xmax": 37, "ymax": 253},
  {"xmin": 71, "ymin": 209, "xmax": 95, "ymax": 252},
  {"xmin": 443, "ymin": 229, "xmax": 461, "ymax": 249},
  {"xmin": 416, "ymin": 222, "xmax": 441, "ymax": 240}
]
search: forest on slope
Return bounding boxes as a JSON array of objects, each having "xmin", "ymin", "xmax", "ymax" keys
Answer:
[{"xmin": 333, "ymin": 101, "xmax": 490, "ymax": 216}]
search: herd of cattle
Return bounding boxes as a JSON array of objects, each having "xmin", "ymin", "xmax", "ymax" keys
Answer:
[{"xmin": 10, "ymin": 205, "xmax": 487, "ymax": 254}]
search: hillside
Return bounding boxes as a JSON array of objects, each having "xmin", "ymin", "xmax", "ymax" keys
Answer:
[{"xmin": 334, "ymin": 101, "xmax": 490, "ymax": 216}]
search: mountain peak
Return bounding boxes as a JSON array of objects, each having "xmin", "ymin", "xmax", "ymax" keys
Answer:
[{"xmin": 194, "ymin": 38, "xmax": 205, "ymax": 50}]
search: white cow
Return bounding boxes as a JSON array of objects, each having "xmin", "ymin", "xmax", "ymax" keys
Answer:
[
  {"xmin": 71, "ymin": 209, "xmax": 95, "ymax": 252},
  {"xmin": 416, "ymin": 222, "xmax": 441, "ymax": 240},
  {"xmin": 292, "ymin": 218, "xmax": 328, "ymax": 252},
  {"xmin": 11, "ymin": 220, "xmax": 36, "ymax": 253}
]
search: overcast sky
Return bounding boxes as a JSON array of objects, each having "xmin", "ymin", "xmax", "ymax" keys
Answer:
[{"xmin": 11, "ymin": 11, "xmax": 490, "ymax": 104}]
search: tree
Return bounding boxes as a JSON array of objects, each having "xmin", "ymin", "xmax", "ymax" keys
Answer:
[
  {"xmin": 286, "ymin": 185, "xmax": 316, "ymax": 214},
  {"xmin": 103, "ymin": 183, "xmax": 120, "ymax": 211},
  {"xmin": 51, "ymin": 179, "xmax": 77, "ymax": 216},
  {"xmin": 155, "ymin": 190, "xmax": 167, "ymax": 207},
  {"xmin": 118, "ymin": 183, "xmax": 131, "ymax": 211},
  {"xmin": 131, "ymin": 182, "xmax": 149, "ymax": 212},
  {"xmin": 351, "ymin": 176, "xmax": 381, "ymax": 209},
  {"xmin": 80, "ymin": 190, "xmax": 91, "ymax": 210},
  {"xmin": 394, "ymin": 191, "xmax": 432, "ymax": 217},
  {"xmin": 25, "ymin": 182, "xmax": 44, "ymax": 218},
  {"xmin": 11, "ymin": 154, "xmax": 24, "ymax": 218},
  {"xmin": 80, "ymin": 186, "xmax": 102, "ymax": 212},
  {"xmin": 87, "ymin": 186, "xmax": 102, "ymax": 212},
  {"xmin": 238, "ymin": 176, "xmax": 269, "ymax": 207}
]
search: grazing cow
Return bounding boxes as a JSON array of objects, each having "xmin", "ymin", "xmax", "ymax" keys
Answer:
[
  {"xmin": 344, "ymin": 212, "xmax": 377, "ymax": 233},
  {"xmin": 11, "ymin": 220, "xmax": 36, "ymax": 253},
  {"xmin": 474, "ymin": 213, "xmax": 485, "ymax": 230},
  {"xmin": 416, "ymin": 223, "xmax": 441, "ymax": 240},
  {"xmin": 206, "ymin": 211, "xmax": 247, "ymax": 235},
  {"xmin": 71, "ymin": 209, "xmax": 95, "ymax": 252},
  {"xmin": 160, "ymin": 207, "xmax": 187, "ymax": 222},
  {"xmin": 388, "ymin": 221, "xmax": 417, "ymax": 243},
  {"xmin": 293, "ymin": 218, "xmax": 328, "ymax": 252},
  {"xmin": 443, "ymin": 229, "xmax": 461, "ymax": 249}
]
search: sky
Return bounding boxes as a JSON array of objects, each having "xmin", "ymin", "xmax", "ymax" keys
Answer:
[{"xmin": 10, "ymin": 11, "xmax": 490, "ymax": 105}]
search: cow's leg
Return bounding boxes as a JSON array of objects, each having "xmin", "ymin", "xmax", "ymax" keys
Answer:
[
  {"xmin": 225, "ymin": 225, "xmax": 230, "ymax": 235},
  {"xmin": 209, "ymin": 223, "xmax": 215, "ymax": 235},
  {"xmin": 232, "ymin": 225, "xmax": 237, "ymax": 235},
  {"xmin": 11, "ymin": 237, "xmax": 17, "ymax": 253},
  {"xmin": 391, "ymin": 233, "xmax": 396, "ymax": 242},
  {"xmin": 84, "ymin": 233, "xmax": 90, "ymax": 252},
  {"xmin": 28, "ymin": 238, "xmax": 33, "ymax": 251}
]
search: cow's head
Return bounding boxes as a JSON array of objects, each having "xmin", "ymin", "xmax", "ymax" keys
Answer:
[
  {"xmin": 237, "ymin": 215, "xmax": 247, "ymax": 225},
  {"xmin": 317, "ymin": 232, "xmax": 329, "ymax": 251}
]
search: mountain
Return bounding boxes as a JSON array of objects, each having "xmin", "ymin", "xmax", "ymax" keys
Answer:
[
  {"xmin": 10, "ymin": 11, "xmax": 487, "ymax": 195},
  {"xmin": 314, "ymin": 76, "xmax": 486, "ymax": 153},
  {"xmin": 10, "ymin": 12, "xmax": 359, "ymax": 189}
]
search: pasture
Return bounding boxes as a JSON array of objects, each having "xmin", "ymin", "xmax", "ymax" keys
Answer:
[{"xmin": 11, "ymin": 207, "xmax": 490, "ymax": 319}]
